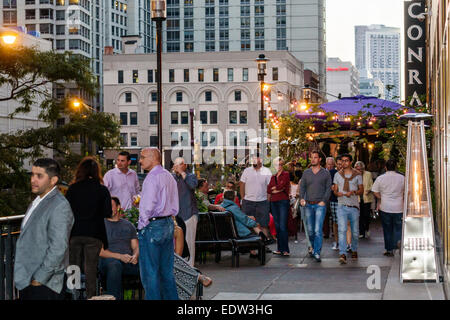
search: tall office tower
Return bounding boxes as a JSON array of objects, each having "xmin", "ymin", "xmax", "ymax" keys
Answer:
[
  {"xmin": 0, "ymin": 0, "xmax": 105, "ymax": 110},
  {"xmin": 355, "ymin": 24, "xmax": 401, "ymax": 102},
  {"xmin": 162, "ymin": 0, "xmax": 326, "ymax": 93}
]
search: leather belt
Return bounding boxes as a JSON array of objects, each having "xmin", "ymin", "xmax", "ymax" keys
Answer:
[
  {"xmin": 307, "ymin": 201, "xmax": 320, "ymax": 205},
  {"xmin": 150, "ymin": 216, "xmax": 171, "ymax": 221},
  {"xmin": 343, "ymin": 205, "xmax": 359, "ymax": 210}
]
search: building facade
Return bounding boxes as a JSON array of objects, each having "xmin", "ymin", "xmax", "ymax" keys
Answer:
[
  {"xmin": 103, "ymin": 45, "xmax": 303, "ymax": 167},
  {"xmin": 0, "ymin": 29, "xmax": 53, "ymax": 169},
  {"xmin": 426, "ymin": 0, "xmax": 450, "ymax": 279},
  {"xmin": 326, "ymin": 57, "xmax": 359, "ymax": 101},
  {"xmin": 161, "ymin": 0, "xmax": 326, "ymax": 93},
  {"xmin": 355, "ymin": 24, "xmax": 401, "ymax": 102},
  {"xmin": 359, "ymin": 76, "xmax": 384, "ymax": 99}
]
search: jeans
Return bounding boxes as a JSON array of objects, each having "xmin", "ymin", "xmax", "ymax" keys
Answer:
[
  {"xmin": 380, "ymin": 211, "xmax": 402, "ymax": 251},
  {"xmin": 337, "ymin": 205, "xmax": 359, "ymax": 255},
  {"xmin": 138, "ymin": 217, "xmax": 178, "ymax": 300},
  {"xmin": 98, "ymin": 258, "xmax": 140, "ymax": 300},
  {"xmin": 69, "ymin": 236, "xmax": 103, "ymax": 299},
  {"xmin": 271, "ymin": 200, "xmax": 290, "ymax": 253},
  {"xmin": 300, "ymin": 206, "xmax": 312, "ymax": 248},
  {"xmin": 304, "ymin": 203, "xmax": 327, "ymax": 255}
]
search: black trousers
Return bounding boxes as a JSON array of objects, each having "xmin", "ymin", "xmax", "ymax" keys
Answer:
[
  {"xmin": 359, "ymin": 201, "xmax": 372, "ymax": 236},
  {"xmin": 69, "ymin": 236, "xmax": 103, "ymax": 299},
  {"xmin": 20, "ymin": 285, "xmax": 65, "ymax": 300}
]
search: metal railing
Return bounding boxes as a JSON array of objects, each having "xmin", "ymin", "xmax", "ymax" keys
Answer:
[{"xmin": 0, "ymin": 215, "xmax": 24, "ymax": 300}]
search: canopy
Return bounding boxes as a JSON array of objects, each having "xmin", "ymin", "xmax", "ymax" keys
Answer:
[{"xmin": 317, "ymin": 95, "xmax": 406, "ymax": 116}]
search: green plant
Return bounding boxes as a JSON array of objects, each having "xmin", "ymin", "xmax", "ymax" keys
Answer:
[
  {"xmin": 195, "ymin": 191, "xmax": 208, "ymax": 213},
  {"xmin": 121, "ymin": 206, "xmax": 139, "ymax": 228}
]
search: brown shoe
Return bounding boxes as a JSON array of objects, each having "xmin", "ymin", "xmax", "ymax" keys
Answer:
[
  {"xmin": 339, "ymin": 254, "xmax": 347, "ymax": 264},
  {"xmin": 351, "ymin": 251, "xmax": 358, "ymax": 259}
]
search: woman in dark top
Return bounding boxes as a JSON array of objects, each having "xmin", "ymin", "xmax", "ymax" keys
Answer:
[
  {"xmin": 66, "ymin": 156, "xmax": 112, "ymax": 299},
  {"xmin": 267, "ymin": 157, "xmax": 291, "ymax": 256}
]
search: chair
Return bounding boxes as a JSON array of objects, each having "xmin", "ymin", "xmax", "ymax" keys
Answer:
[
  {"xmin": 195, "ymin": 212, "xmax": 221, "ymax": 264},
  {"xmin": 209, "ymin": 211, "xmax": 237, "ymax": 267},
  {"xmin": 210, "ymin": 211, "xmax": 265, "ymax": 267}
]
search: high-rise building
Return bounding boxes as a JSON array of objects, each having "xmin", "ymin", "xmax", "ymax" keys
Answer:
[
  {"xmin": 161, "ymin": 0, "xmax": 326, "ymax": 93},
  {"xmin": 326, "ymin": 57, "xmax": 359, "ymax": 101},
  {"xmin": 355, "ymin": 24, "xmax": 401, "ymax": 102}
]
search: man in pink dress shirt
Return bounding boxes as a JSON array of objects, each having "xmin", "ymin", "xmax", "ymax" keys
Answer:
[
  {"xmin": 104, "ymin": 151, "xmax": 141, "ymax": 210},
  {"xmin": 138, "ymin": 147, "xmax": 179, "ymax": 300}
]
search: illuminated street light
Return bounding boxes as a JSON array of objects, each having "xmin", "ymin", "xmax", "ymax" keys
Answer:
[
  {"xmin": 256, "ymin": 53, "xmax": 269, "ymax": 161},
  {"xmin": 2, "ymin": 33, "xmax": 17, "ymax": 45},
  {"xmin": 72, "ymin": 99, "xmax": 81, "ymax": 109}
]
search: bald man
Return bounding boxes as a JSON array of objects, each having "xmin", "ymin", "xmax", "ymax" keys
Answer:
[
  {"xmin": 138, "ymin": 148, "xmax": 179, "ymax": 300},
  {"xmin": 172, "ymin": 157, "xmax": 198, "ymax": 267}
]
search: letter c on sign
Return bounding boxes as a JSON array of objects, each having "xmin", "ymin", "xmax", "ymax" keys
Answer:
[{"xmin": 408, "ymin": 2, "xmax": 423, "ymax": 19}]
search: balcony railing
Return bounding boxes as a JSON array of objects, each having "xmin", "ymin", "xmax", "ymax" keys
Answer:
[{"xmin": 0, "ymin": 215, "xmax": 24, "ymax": 300}]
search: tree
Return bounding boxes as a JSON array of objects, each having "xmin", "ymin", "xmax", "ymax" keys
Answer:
[{"xmin": 0, "ymin": 44, "xmax": 121, "ymax": 216}]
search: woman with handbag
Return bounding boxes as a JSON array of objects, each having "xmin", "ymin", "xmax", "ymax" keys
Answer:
[{"xmin": 267, "ymin": 157, "xmax": 291, "ymax": 257}]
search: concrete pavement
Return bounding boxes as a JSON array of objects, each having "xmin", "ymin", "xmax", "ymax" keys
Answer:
[{"xmin": 195, "ymin": 218, "xmax": 446, "ymax": 300}]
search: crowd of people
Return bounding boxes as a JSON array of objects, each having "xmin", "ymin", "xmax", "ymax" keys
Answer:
[{"xmin": 13, "ymin": 147, "xmax": 405, "ymax": 301}]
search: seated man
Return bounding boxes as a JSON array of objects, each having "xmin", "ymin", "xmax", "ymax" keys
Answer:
[
  {"xmin": 98, "ymin": 197, "xmax": 139, "ymax": 300},
  {"xmin": 220, "ymin": 190, "xmax": 270, "ymax": 249},
  {"xmin": 214, "ymin": 180, "xmax": 240, "ymax": 207},
  {"xmin": 197, "ymin": 178, "xmax": 226, "ymax": 212}
]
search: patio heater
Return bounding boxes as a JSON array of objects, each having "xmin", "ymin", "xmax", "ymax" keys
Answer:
[{"xmin": 399, "ymin": 113, "xmax": 439, "ymax": 282}]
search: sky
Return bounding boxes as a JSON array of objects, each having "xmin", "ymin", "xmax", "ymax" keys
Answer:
[{"xmin": 326, "ymin": 0, "xmax": 405, "ymax": 99}]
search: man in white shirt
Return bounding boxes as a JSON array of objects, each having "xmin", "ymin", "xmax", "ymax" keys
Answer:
[
  {"xmin": 371, "ymin": 159, "xmax": 405, "ymax": 257},
  {"xmin": 239, "ymin": 156, "xmax": 273, "ymax": 239}
]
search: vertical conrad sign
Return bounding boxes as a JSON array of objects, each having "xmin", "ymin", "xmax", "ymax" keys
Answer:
[{"xmin": 404, "ymin": 0, "xmax": 426, "ymax": 107}]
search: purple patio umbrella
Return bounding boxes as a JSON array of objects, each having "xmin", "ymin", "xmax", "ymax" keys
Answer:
[{"xmin": 316, "ymin": 95, "xmax": 407, "ymax": 116}]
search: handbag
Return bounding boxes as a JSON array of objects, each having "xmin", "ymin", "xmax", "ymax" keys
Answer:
[{"xmin": 292, "ymin": 198, "xmax": 300, "ymax": 219}]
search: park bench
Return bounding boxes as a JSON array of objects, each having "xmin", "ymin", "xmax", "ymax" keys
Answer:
[{"xmin": 195, "ymin": 211, "xmax": 266, "ymax": 268}]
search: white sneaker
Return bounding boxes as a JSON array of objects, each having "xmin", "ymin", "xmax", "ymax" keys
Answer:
[{"xmin": 332, "ymin": 242, "xmax": 339, "ymax": 250}]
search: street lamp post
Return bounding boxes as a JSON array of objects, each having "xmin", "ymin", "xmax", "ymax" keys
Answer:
[
  {"xmin": 151, "ymin": 0, "xmax": 166, "ymax": 161},
  {"xmin": 256, "ymin": 54, "xmax": 269, "ymax": 162}
]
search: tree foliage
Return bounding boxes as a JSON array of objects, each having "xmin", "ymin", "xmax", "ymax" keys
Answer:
[{"xmin": 0, "ymin": 44, "xmax": 121, "ymax": 216}]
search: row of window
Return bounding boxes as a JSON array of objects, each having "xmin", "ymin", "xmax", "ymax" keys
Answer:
[
  {"xmin": 119, "ymin": 110, "xmax": 251, "ymax": 126},
  {"xmin": 119, "ymin": 131, "xmax": 250, "ymax": 148},
  {"xmin": 118, "ymin": 67, "xmax": 278, "ymax": 84},
  {"xmin": 122, "ymin": 89, "xmax": 246, "ymax": 104}
]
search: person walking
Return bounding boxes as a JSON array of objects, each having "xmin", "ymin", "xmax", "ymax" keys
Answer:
[
  {"xmin": 172, "ymin": 157, "xmax": 199, "ymax": 267},
  {"xmin": 333, "ymin": 154, "xmax": 364, "ymax": 264},
  {"xmin": 103, "ymin": 151, "xmax": 141, "ymax": 210},
  {"xmin": 299, "ymin": 151, "xmax": 332, "ymax": 262},
  {"xmin": 267, "ymin": 157, "xmax": 291, "ymax": 256},
  {"xmin": 65, "ymin": 156, "xmax": 112, "ymax": 299},
  {"xmin": 326, "ymin": 157, "xmax": 339, "ymax": 250},
  {"xmin": 239, "ymin": 156, "xmax": 273, "ymax": 240},
  {"xmin": 371, "ymin": 159, "xmax": 405, "ymax": 256},
  {"xmin": 14, "ymin": 159, "xmax": 74, "ymax": 300},
  {"xmin": 355, "ymin": 161, "xmax": 374, "ymax": 239},
  {"xmin": 138, "ymin": 147, "xmax": 179, "ymax": 300}
]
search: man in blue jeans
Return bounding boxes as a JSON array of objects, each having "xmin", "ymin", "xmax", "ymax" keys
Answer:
[
  {"xmin": 299, "ymin": 151, "xmax": 332, "ymax": 262},
  {"xmin": 371, "ymin": 159, "xmax": 405, "ymax": 256},
  {"xmin": 138, "ymin": 148, "xmax": 179, "ymax": 300},
  {"xmin": 99, "ymin": 197, "xmax": 139, "ymax": 300},
  {"xmin": 333, "ymin": 154, "xmax": 364, "ymax": 264}
]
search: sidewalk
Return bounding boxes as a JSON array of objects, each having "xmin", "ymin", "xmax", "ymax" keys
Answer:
[{"xmin": 195, "ymin": 218, "xmax": 446, "ymax": 300}]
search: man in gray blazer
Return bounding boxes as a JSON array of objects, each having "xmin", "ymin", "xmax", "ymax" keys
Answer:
[{"xmin": 14, "ymin": 158, "xmax": 74, "ymax": 300}]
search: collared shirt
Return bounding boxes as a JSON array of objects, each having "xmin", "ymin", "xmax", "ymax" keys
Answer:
[
  {"xmin": 173, "ymin": 172, "xmax": 198, "ymax": 221},
  {"xmin": 138, "ymin": 165, "xmax": 179, "ymax": 230},
  {"xmin": 371, "ymin": 171, "xmax": 405, "ymax": 213},
  {"xmin": 21, "ymin": 186, "xmax": 57, "ymax": 229},
  {"xmin": 240, "ymin": 166, "xmax": 272, "ymax": 202},
  {"xmin": 104, "ymin": 167, "xmax": 140, "ymax": 210}
]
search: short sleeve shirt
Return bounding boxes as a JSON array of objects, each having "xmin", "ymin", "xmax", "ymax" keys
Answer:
[
  {"xmin": 371, "ymin": 171, "xmax": 405, "ymax": 213},
  {"xmin": 333, "ymin": 172, "xmax": 363, "ymax": 208},
  {"xmin": 104, "ymin": 218, "xmax": 138, "ymax": 255},
  {"xmin": 240, "ymin": 166, "xmax": 272, "ymax": 202}
]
